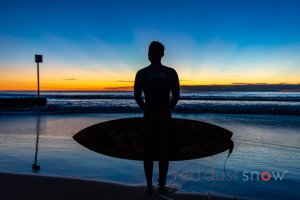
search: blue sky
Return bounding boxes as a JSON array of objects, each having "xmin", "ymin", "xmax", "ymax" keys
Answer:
[{"xmin": 1, "ymin": 0, "xmax": 300, "ymax": 90}]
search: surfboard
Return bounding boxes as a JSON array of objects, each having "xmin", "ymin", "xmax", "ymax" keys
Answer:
[{"xmin": 73, "ymin": 117, "xmax": 234, "ymax": 161}]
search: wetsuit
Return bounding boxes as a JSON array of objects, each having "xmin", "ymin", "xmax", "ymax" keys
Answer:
[{"xmin": 134, "ymin": 62, "xmax": 179, "ymax": 187}]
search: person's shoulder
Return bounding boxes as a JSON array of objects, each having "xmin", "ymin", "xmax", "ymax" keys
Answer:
[
  {"xmin": 136, "ymin": 66, "xmax": 150, "ymax": 78},
  {"xmin": 137, "ymin": 66, "xmax": 148, "ymax": 74},
  {"xmin": 164, "ymin": 66, "xmax": 178, "ymax": 75}
]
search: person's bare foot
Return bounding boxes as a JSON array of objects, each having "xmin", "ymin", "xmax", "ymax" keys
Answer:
[
  {"xmin": 157, "ymin": 185, "xmax": 167, "ymax": 194},
  {"xmin": 146, "ymin": 184, "xmax": 154, "ymax": 193}
]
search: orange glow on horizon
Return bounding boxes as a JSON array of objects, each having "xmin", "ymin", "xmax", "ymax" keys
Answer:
[
  {"xmin": 1, "ymin": 79, "xmax": 300, "ymax": 91},
  {"xmin": 1, "ymin": 64, "xmax": 299, "ymax": 91}
]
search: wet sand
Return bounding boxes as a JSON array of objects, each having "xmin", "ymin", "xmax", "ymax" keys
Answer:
[{"xmin": 0, "ymin": 172, "xmax": 233, "ymax": 200}]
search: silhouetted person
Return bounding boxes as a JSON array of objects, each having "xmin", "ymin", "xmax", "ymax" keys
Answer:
[{"xmin": 134, "ymin": 41, "xmax": 180, "ymax": 194}]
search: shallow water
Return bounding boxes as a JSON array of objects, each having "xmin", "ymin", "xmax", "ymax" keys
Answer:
[{"xmin": 0, "ymin": 113, "xmax": 299, "ymax": 200}]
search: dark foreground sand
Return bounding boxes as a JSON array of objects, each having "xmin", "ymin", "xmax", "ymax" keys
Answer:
[{"xmin": 0, "ymin": 172, "xmax": 235, "ymax": 200}]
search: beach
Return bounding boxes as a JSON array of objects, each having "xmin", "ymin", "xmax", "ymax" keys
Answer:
[
  {"xmin": 0, "ymin": 172, "xmax": 233, "ymax": 200},
  {"xmin": 0, "ymin": 112, "xmax": 299, "ymax": 200}
]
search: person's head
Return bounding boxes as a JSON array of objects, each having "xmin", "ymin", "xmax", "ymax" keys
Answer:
[{"xmin": 148, "ymin": 41, "xmax": 164, "ymax": 63}]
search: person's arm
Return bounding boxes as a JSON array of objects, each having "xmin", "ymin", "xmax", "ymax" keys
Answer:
[
  {"xmin": 170, "ymin": 69, "xmax": 180, "ymax": 111},
  {"xmin": 134, "ymin": 70, "xmax": 145, "ymax": 111}
]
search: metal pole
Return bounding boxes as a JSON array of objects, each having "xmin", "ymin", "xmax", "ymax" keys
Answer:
[{"xmin": 37, "ymin": 62, "xmax": 40, "ymax": 98}]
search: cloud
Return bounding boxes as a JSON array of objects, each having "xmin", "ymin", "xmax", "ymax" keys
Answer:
[
  {"xmin": 105, "ymin": 86, "xmax": 133, "ymax": 90},
  {"xmin": 231, "ymin": 82, "xmax": 269, "ymax": 85},
  {"xmin": 114, "ymin": 80, "xmax": 134, "ymax": 82},
  {"xmin": 63, "ymin": 78, "xmax": 77, "ymax": 81},
  {"xmin": 181, "ymin": 84, "xmax": 300, "ymax": 92}
]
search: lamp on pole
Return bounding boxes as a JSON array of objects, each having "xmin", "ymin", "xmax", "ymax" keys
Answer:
[{"xmin": 35, "ymin": 54, "xmax": 43, "ymax": 98}]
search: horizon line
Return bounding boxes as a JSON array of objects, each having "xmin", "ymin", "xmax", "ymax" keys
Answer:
[{"xmin": 1, "ymin": 83, "xmax": 300, "ymax": 92}]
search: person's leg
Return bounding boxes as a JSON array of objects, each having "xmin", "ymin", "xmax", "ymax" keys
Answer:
[
  {"xmin": 144, "ymin": 160, "xmax": 154, "ymax": 188},
  {"xmin": 158, "ymin": 160, "xmax": 169, "ymax": 187},
  {"xmin": 157, "ymin": 114, "xmax": 171, "ymax": 191},
  {"xmin": 143, "ymin": 113, "xmax": 154, "ymax": 189}
]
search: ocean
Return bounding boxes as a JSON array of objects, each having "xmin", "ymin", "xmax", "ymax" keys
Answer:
[
  {"xmin": 1, "ymin": 91, "xmax": 300, "ymax": 115},
  {"xmin": 0, "ymin": 91, "xmax": 299, "ymax": 199}
]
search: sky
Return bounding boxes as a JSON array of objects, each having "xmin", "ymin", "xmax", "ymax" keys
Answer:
[{"xmin": 0, "ymin": 0, "xmax": 300, "ymax": 91}]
